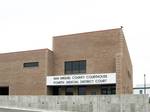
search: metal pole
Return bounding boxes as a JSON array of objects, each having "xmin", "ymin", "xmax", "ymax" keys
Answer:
[{"xmin": 144, "ymin": 74, "xmax": 146, "ymax": 94}]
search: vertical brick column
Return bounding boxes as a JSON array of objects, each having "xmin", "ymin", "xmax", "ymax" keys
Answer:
[{"xmin": 116, "ymin": 53, "xmax": 123, "ymax": 94}]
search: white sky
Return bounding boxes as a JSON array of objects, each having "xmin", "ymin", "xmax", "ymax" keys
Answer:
[{"xmin": 0, "ymin": 0, "xmax": 150, "ymax": 87}]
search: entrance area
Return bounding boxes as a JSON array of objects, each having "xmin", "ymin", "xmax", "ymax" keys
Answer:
[
  {"xmin": 47, "ymin": 84, "xmax": 116, "ymax": 95},
  {"xmin": 0, "ymin": 87, "xmax": 9, "ymax": 95}
]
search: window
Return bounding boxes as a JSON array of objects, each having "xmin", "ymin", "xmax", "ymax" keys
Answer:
[
  {"xmin": 65, "ymin": 62, "xmax": 72, "ymax": 74},
  {"xmin": 65, "ymin": 60, "xmax": 86, "ymax": 74},
  {"xmin": 80, "ymin": 61, "xmax": 86, "ymax": 73},
  {"xmin": 66, "ymin": 86, "xmax": 74, "ymax": 95},
  {"xmin": 52, "ymin": 86, "xmax": 60, "ymax": 95},
  {"xmin": 78, "ymin": 86, "xmax": 86, "ymax": 95},
  {"xmin": 0, "ymin": 87, "xmax": 9, "ymax": 95},
  {"xmin": 23, "ymin": 62, "xmax": 39, "ymax": 68},
  {"xmin": 72, "ymin": 61, "xmax": 79, "ymax": 74},
  {"xmin": 100, "ymin": 84, "xmax": 116, "ymax": 95},
  {"xmin": 139, "ymin": 90, "xmax": 143, "ymax": 94},
  {"xmin": 91, "ymin": 92, "xmax": 96, "ymax": 95}
]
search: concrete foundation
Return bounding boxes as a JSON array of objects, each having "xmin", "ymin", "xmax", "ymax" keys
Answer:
[{"xmin": 0, "ymin": 95, "xmax": 149, "ymax": 112}]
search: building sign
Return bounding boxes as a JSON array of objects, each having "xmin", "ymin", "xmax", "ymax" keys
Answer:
[{"xmin": 46, "ymin": 73, "xmax": 116, "ymax": 86}]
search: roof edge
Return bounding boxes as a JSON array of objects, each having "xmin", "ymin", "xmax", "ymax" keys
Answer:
[
  {"xmin": 0, "ymin": 48, "xmax": 53, "ymax": 55},
  {"xmin": 53, "ymin": 27, "xmax": 122, "ymax": 38}
]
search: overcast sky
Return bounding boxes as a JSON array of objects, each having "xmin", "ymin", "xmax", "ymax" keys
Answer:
[{"xmin": 0, "ymin": 0, "xmax": 150, "ymax": 86}]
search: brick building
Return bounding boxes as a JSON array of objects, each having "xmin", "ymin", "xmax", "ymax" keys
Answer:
[{"xmin": 0, "ymin": 28, "xmax": 133, "ymax": 95}]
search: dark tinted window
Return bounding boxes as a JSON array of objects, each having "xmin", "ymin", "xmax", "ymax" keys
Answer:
[
  {"xmin": 139, "ymin": 90, "xmax": 143, "ymax": 94},
  {"xmin": 0, "ymin": 87, "xmax": 9, "ymax": 95},
  {"xmin": 66, "ymin": 86, "xmax": 73, "ymax": 95},
  {"xmin": 91, "ymin": 92, "xmax": 96, "ymax": 95},
  {"xmin": 65, "ymin": 62, "xmax": 72, "ymax": 74},
  {"xmin": 52, "ymin": 86, "xmax": 60, "ymax": 95},
  {"xmin": 100, "ymin": 84, "xmax": 116, "ymax": 95},
  {"xmin": 80, "ymin": 61, "xmax": 86, "ymax": 73},
  {"xmin": 78, "ymin": 86, "xmax": 86, "ymax": 95},
  {"xmin": 65, "ymin": 60, "xmax": 86, "ymax": 74},
  {"xmin": 24, "ymin": 62, "xmax": 39, "ymax": 68},
  {"xmin": 72, "ymin": 61, "xmax": 79, "ymax": 73}
]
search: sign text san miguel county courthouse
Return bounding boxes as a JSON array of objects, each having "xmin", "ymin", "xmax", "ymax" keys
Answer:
[{"xmin": 47, "ymin": 73, "xmax": 116, "ymax": 86}]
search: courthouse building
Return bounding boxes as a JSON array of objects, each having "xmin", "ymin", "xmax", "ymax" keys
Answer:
[{"xmin": 0, "ymin": 28, "xmax": 133, "ymax": 95}]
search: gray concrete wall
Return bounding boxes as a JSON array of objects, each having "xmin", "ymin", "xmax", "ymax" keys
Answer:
[{"xmin": 0, "ymin": 95, "xmax": 149, "ymax": 112}]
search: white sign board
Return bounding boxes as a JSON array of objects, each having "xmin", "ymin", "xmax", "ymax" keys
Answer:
[{"xmin": 47, "ymin": 73, "xmax": 116, "ymax": 86}]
